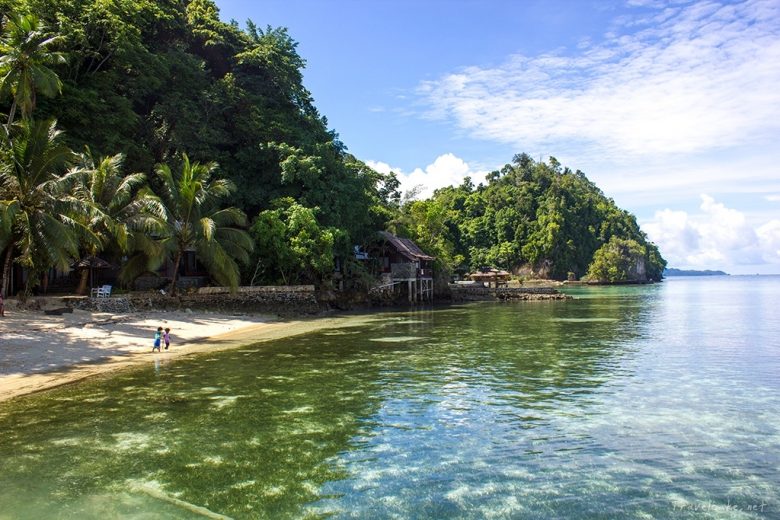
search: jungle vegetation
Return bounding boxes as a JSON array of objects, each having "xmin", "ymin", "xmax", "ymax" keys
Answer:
[{"xmin": 0, "ymin": 0, "xmax": 665, "ymax": 298}]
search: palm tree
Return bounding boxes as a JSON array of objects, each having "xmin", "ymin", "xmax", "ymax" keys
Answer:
[
  {"xmin": 70, "ymin": 149, "xmax": 165, "ymax": 294},
  {"xmin": 0, "ymin": 119, "xmax": 97, "ymax": 297},
  {"xmin": 0, "ymin": 13, "xmax": 65, "ymax": 124},
  {"xmin": 0, "ymin": 199, "xmax": 18, "ymax": 298},
  {"xmin": 152, "ymin": 154, "xmax": 253, "ymax": 295}
]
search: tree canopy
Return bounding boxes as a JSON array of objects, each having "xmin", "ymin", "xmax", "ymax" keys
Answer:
[
  {"xmin": 395, "ymin": 153, "xmax": 666, "ymax": 282},
  {"xmin": 1, "ymin": 0, "xmax": 665, "ymax": 295},
  {"xmin": 3, "ymin": 0, "xmax": 388, "ymax": 231}
]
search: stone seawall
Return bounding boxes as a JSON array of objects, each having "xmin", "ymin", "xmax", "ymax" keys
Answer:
[
  {"xmin": 72, "ymin": 285, "xmax": 322, "ymax": 315},
  {"xmin": 50, "ymin": 284, "xmax": 569, "ymax": 315},
  {"xmin": 450, "ymin": 285, "xmax": 571, "ymax": 302}
]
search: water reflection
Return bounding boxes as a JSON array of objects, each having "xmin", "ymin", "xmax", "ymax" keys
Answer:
[
  {"xmin": 0, "ymin": 319, "xmax": 389, "ymax": 518},
  {"xmin": 1, "ymin": 279, "xmax": 779, "ymax": 519},
  {"xmin": 309, "ymin": 299, "xmax": 647, "ymax": 518}
]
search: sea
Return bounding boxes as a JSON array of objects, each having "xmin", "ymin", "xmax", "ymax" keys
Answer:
[{"xmin": 0, "ymin": 275, "xmax": 778, "ymax": 519}]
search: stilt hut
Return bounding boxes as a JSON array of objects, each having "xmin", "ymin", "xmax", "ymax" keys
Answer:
[{"xmin": 370, "ymin": 231, "xmax": 435, "ymax": 302}]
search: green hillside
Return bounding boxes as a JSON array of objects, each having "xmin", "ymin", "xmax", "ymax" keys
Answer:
[{"xmin": 0, "ymin": 0, "xmax": 665, "ymax": 295}]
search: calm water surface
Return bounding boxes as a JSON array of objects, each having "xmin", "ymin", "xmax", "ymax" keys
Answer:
[{"xmin": 0, "ymin": 276, "xmax": 778, "ymax": 519}]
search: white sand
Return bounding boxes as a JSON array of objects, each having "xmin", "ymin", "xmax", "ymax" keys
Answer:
[{"xmin": 0, "ymin": 304, "xmax": 368, "ymax": 403}]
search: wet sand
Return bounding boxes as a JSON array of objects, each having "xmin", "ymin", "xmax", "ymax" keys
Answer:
[{"xmin": 0, "ymin": 307, "xmax": 371, "ymax": 403}]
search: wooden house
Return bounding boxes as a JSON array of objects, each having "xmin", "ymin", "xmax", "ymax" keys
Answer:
[{"xmin": 368, "ymin": 231, "xmax": 435, "ymax": 302}]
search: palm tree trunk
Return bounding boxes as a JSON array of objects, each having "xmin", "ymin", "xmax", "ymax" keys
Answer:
[
  {"xmin": 169, "ymin": 249, "xmax": 182, "ymax": 296},
  {"xmin": 21, "ymin": 267, "xmax": 36, "ymax": 301},
  {"xmin": 76, "ymin": 268, "xmax": 90, "ymax": 295},
  {"xmin": 1, "ymin": 245, "xmax": 14, "ymax": 298},
  {"xmin": 7, "ymin": 99, "xmax": 17, "ymax": 126}
]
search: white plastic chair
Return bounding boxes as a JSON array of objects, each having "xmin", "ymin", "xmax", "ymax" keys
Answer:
[{"xmin": 92, "ymin": 285, "xmax": 112, "ymax": 298}]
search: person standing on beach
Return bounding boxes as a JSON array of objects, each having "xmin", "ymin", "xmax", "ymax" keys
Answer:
[
  {"xmin": 153, "ymin": 327, "xmax": 162, "ymax": 352},
  {"xmin": 163, "ymin": 327, "xmax": 171, "ymax": 350}
]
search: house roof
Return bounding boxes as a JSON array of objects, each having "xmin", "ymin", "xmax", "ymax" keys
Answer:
[
  {"xmin": 468, "ymin": 268, "xmax": 511, "ymax": 280},
  {"xmin": 71, "ymin": 255, "xmax": 114, "ymax": 269},
  {"xmin": 378, "ymin": 231, "xmax": 435, "ymax": 261}
]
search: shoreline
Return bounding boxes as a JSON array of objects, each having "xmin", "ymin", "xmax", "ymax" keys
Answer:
[
  {"xmin": 0, "ymin": 292, "xmax": 574, "ymax": 404},
  {"xmin": 0, "ymin": 307, "xmax": 377, "ymax": 404}
]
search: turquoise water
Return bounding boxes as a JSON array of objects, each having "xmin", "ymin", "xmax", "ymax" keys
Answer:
[{"xmin": 0, "ymin": 276, "xmax": 778, "ymax": 519}]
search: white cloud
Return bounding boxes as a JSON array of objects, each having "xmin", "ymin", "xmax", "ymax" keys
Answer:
[
  {"xmin": 409, "ymin": 0, "xmax": 780, "ymax": 274},
  {"xmin": 366, "ymin": 153, "xmax": 486, "ymax": 199},
  {"xmin": 756, "ymin": 220, "xmax": 780, "ymax": 263},
  {"xmin": 626, "ymin": 0, "xmax": 667, "ymax": 7},
  {"xmin": 644, "ymin": 195, "xmax": 780, "ymax": 272},
  {"xmin": 417, "ymin": 0, "xmax": 780, "ymax": 159},
  {"xmin": 592, "ymin": 153, "xmax": 780, "ymax": 201}
]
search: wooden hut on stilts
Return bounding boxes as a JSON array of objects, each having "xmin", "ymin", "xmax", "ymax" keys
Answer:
[{"xmin": 369, "ymin": 231, "xmax": 435, "ymax": 303}]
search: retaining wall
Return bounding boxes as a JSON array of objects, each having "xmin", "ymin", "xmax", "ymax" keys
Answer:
[
  {"xmin": 450, "ymin": 285, "xmax": 571, "ymax": 302},
  {"xmin": 72, "ymin": 285, "xmax": 322, "ymax": 315}
]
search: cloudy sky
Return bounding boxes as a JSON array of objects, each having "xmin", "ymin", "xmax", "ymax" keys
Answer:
[{"xmin": 216, "ymin": 0, "xmax": 780, "ymax": 274}]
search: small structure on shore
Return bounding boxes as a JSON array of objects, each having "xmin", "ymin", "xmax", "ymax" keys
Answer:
[
  {"xmin": 468, "ymin": 268, "xmax": 511, "ymax": 288},
  {"xmin": 71, "ymin": 255, "xmax": 114, "ymax": 294},
  {"xmin": 368, "ymin": 231, "xmax": 435, "ymax": 303}
]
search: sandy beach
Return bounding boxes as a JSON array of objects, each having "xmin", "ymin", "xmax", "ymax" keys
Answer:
[{"xmin": 0, "ymin": 304, "xmax": 359, "ymax": 403}]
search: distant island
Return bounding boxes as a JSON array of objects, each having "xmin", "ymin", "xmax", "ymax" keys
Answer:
[{"xmin": 664, "ymin": 268, "xmax": 729, "ymax": 277}]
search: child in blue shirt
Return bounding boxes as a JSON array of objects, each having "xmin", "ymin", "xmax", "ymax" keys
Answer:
[{"xmin": 152, "ymin": 327, "xmax": 162, "ymax": 352}]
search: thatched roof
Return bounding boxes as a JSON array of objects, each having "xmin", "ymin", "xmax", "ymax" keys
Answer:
[
  {"xmin": 378, "ymin": 231, "xmax": 435, "ymax": 261},
  {"xmin": 71, "ymin": 255, "xmax": 113, "ymax": 269},
  {"xmin": 468, "ymin": 268, "xmax": 511, "ymax": 281}
]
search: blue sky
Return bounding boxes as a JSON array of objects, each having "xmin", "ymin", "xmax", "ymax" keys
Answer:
[{"xmin": 215, "ymin": 0, "xmax": 780, "ymax": 274}]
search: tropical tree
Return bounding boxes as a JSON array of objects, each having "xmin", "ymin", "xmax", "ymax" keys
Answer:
[
  {"xmin": 403, "ymin": 198, "xmax": 463, "ymax": 282},
  {"xmin": 0, "ymin": 197, "xmax": 18, "ymax": 297},
  {"xmin": 248, "ymin": 198, "xmax": 342, "ymax": 286},
  {"xmin": 584, "ymin": 236, "xmax": 647, "ymax": 283},
  {"xmin": 0, "ymin": 13, "xmax": 65, "ymax": 124},
  {"xmin": 152, "ymin": 154, "xmax": 252, "ymax": 295},
  {"xmin": 70, "ymin": 149, "xmax": 163, "ymax": 294},
  {"xmin": 409, "ymin": 154, "xmax": 667, "ymax": 280},
  {"xmin": 0, "ymin": 119, "xmax": 97, "ymax": 297}
]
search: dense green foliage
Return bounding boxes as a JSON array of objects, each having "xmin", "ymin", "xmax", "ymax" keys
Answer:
[
  {"xmin": 148, "ymin": 154, "xmax": 253, "ymax": 294},
  {"xmin": 584, "ymin": 236, "xmax": 646, "ymax": 283},
  {"xmin": 0, "ymin": 119, "xmax": 95, "ymax": 283},
  {"xmin": 70, "ymin": 149, "xmax": 161, "ymax": 294},
  {"xmin": 0, "ymin": 0, "xmax": 392, "ymax": 294},
  {"xmin": 247, "ymin": 198, "xmax": 344, "ymax": 286},
  {"xmin": 0, "ymin": 0, "xmax": 665, "ymax": 296},
  {"xmin": 0, "ymin": 13, "xmax": 65, "ymax": 124},
  {"xmin": 394, "ymin": 153, "xmax": 665, "ymax": 281},
  {"xmin": 2, "ymin": 0, "xmax": 388, "ymax": 230}
]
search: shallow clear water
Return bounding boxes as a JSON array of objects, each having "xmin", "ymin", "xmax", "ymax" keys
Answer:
[{"xmin": 1, "ymin": 276, "xmax": 778, "ymax": 519}]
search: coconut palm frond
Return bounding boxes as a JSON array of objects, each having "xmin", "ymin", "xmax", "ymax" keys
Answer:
[
  {"xmin": 199, "ymin": 217, "xmax": 216, "ymax": 242},
  {"xmin": 210, "ymin": 207, "xmax": 247, "ymax": 227},
  {"xmin": 150, "ymin": 154, "xmax": 251, "ymax": 294},
  {"xmin": 197, "ymin": 239, "xmax": 240, "ymax": 290}
]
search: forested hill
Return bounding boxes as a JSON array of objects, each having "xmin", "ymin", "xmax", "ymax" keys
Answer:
[
  {"xmin": 1, "ymin": 0, "xmax": 391, "ymax": 240},
  {"xmin": 0, "ymin": 0, "xmax": 665, "ymax": 289},
  {"xmin": 394, "ymin": 153, "xmax": 666, "ymax": 282}
]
